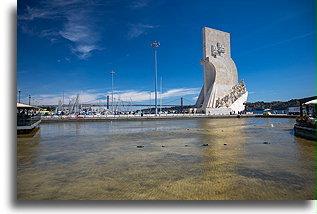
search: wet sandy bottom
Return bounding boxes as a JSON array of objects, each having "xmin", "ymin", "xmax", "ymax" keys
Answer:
[{"xmin": 17, "ymin": 118, "xmax": 316, "ymax": 200}]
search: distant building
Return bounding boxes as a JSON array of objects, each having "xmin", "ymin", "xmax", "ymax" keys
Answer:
[
  {"xmin": 286, "ymin": 107, "xmax": 300, "ymax": 115},
  {"xmin": 90, "ymin": 105, "xmax": 109, "ymax": 113}
]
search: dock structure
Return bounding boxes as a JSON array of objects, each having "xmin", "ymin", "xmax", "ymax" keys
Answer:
[
  {"xmin": 17, "ymin": 103, "xmax": 41, "ymax": 135},
  {"xmin": 40, "ymin": 113, "xmax": 296, "ymax": 123},
  {"xmin": 293, "ymin": 96, "xmax": 316, "ymax": 141}
]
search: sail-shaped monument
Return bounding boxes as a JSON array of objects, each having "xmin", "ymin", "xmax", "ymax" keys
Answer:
[{"xmin": 195, "ymin": 27, "xmax": 248, "ymax": 115}]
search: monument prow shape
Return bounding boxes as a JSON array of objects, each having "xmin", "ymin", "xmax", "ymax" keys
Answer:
[{"xmin": 195, "ymin": 27, "xmax": 248, "ymax": 114}]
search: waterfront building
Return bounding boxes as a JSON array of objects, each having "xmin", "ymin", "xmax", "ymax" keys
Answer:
[
  {"xmin": 294, "ymin": 96, "xmax": 316, "ymax": 140},
  {"xmin": 17, "ymin": 103, "xmax": 41, "ymax": 135}
]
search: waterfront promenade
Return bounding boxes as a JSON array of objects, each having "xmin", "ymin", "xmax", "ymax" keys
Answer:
[{"xmin": 41, "ymin": 114, "xmax": 296, "ymax": 123}]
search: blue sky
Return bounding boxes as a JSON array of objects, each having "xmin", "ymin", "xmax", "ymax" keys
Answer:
[{"xmin": 17, "ymin": 0, "xmax": 316, "ymax": 105}]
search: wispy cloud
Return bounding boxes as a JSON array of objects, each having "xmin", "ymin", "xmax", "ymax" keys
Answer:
[
  {"xmin": 48, "ymin": 0, "xmax": 85, "ymax": 7},
  {"xmin": 39, "ymin": 29, "xmax": 60, "ymax": 38},
  {"xmin": 18, "ymin": 5, "xmax": 59, "ymax": 20},
  {"xmin": 58, "ymin": 9, "xmax": 102, "ymax": 59},
  {"xmin": 34, "ymin": 88, "xmax": 200, "ymax": 105},
  {"xmin": 129, "ymin": 0, "xmax": 150, "ymax": 9},
  {"xmin": 71, "ymin": 45, "xmax": 100, "ymax": 59},
  {"xmin": 127, "ymin": 23, "xmax": 158, "ymax": 39},
  {"xmin": 18, "ymin": 0, "xmax": 102, "ymax": 59},
  {"xmin": 65, "ymin": 57, "xmax": 71, "ymax": 63}
]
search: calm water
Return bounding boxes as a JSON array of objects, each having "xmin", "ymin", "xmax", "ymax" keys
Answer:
[{"xmin": 17, "ymin": 118, "xmax": 315, "ymax": 200}]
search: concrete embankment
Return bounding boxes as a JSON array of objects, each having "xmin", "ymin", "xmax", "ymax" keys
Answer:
[{"xmin": 41, "ymin": 114, "xmax": 296, "ymax": 123}]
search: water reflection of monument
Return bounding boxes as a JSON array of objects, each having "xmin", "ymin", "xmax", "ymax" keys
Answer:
[
  {"xmin": 195, "ymin": 27, "xmax": 248, "ymax": 115},
  {"xmin": 196, "ymin": 119, "xmax": 248, "ymax": 199}
]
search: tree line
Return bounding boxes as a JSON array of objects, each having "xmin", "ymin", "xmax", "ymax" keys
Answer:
[{"xmin": 245, "ymin": 99, "xmax": 300, "ymax": 111}]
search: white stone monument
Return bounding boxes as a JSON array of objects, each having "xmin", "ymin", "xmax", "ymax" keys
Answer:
[{"xmin": 195, "ymin": 27, "xmax": 248, "ymax": 115}]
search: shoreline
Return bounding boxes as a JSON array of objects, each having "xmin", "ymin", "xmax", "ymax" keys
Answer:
[{"xmin": 41, "ymin": 114, "xmax": 296, "ymax": 123}]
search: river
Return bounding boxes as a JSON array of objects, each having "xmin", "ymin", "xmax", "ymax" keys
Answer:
[{"xmin": 17, "ymin": 118, "xmax": 315, "ymax": 200}]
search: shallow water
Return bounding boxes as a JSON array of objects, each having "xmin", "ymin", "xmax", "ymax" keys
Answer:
[{"xmin": 17, "ymin": 118, "xmax": 315, "ymax": 200}]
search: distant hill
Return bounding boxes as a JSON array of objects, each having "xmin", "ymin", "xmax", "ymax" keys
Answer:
[{"xmin": 245, "ymin": 99, "xmax": 300, "ymax": 111}]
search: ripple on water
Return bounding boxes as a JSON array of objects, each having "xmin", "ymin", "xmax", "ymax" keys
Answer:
[{"xmin": 17, "ymin": 118, "xmax": 316, "ymax": 200}]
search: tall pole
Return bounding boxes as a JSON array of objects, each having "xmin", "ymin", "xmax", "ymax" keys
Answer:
[
  {"xmin": 62, "ymin": 90, "xmax": 64, "ymax": 113},
  {"xmin": 18, "ymin": 90, "xmax": 21, "ymax": 103},
  {"xmin": 110, "ymin": 71, "xmax": 115, "ymax": 114},
  {"xmin": 160, "ymin": 77, "xmax": 162, "ymax": 113},
  {"xmin": 181, "ymin": 97, "xmax": 183, "ymax": 114},
  {"xmin": 154, "ymin": 46, "xmax": 157, "ymax": 116},
  {"xmin": 106, "ymin": 95, "xmax": 109, "ymax": 109},
  {"xmin": 151, "ymin": 41, "xmax": 160, "ymax": 116},
  {"xmin": 28, "ymin": 95, "xmax": 31, "ymax": 105}
]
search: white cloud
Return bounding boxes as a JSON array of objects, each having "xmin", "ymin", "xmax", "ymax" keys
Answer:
[
  {"xmin": 50, "ymin": 38, "xmax": 58, "ymax": 43},
  {"xmin": 19, "ymin": 5, "xmax": 58, "ymax": 20},
  {"xmin": 161, "ymin": 88, "xmax": 199, "ymax": 99},
  {"xmin": 34, "ymin": 88, "xmax": 200, "ymax": 105},
  {"xmin": 39, "ymin": 29, "xmax": 59, "ymax": 37},
  {"xmin": 49, "ymin": 0, "xmax": 84, "ymax": 7},
  {"xmin": 65, "ymin": 57, "xmax": 71, "ymax": 63},
  {"xmin": 19, "ymin": 1, "xmax": 101, "ymax": 59},
  {"xmin": 60, "ymin": 23, "xmax": 93, "ymax": 43},
  {"xmin": 129, "ymin": 0, "xmax": 150, "ymax": 9},
  {"xmin": 127, "ymin": 24, "xmax": 157, "ymax": 39},
  {"xmin": 59, "ymin": 10, "xmax": 101, "ymax": 59},
  {"xmin": 71, "ymin": 45, "xmax": 99, "ymax": 59}
]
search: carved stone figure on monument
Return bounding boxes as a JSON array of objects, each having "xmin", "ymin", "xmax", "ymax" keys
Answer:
[
  {"xmin": 220, "ymin": 99, "xmax": 224, "ymax": 107},
  {"xmin": 217, "ymin": 43, "xmax": 225, "ymax": 55},
  {"xmin": 211, "ymin": 45, "xmax": 218, "ymax": 58},
  {"xmin": 230, "ymin": 94, "xmax": 235, "ymax": 103},
  {"xmin": 216, "ymin": 98, "xmax": 220, "ymax": 108}
]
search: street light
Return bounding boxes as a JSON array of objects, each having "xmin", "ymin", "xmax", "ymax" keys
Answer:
[
  {"xmin": 151, "ymin": 41, "xmax": 160, "ymax": 116},
  {"xmin": 109, "ymin": 71, "xmax": 116, "ymax": 114}
]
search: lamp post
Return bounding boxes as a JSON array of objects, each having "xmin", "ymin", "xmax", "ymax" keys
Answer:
[
  {"xmin": 18, "ymin": 90, "xmax": 21, "ymax": 103},
  {"xmin": 110, "ymin": 71, "xmax": 116, "ymax": 114},
  {"xmin": 151, "ymin": 41, "xmax": 160, "ymax": 116}
]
